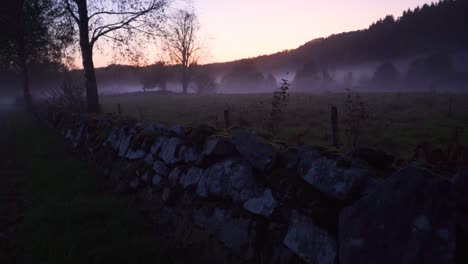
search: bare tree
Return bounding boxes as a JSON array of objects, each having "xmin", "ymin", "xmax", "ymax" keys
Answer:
[
  {"xmin": 62, "ymin": 0, "xmax": 169, "ymax": 112},
  {"xmin": 140, "ymin": 61, "xmax": 169, "ymax": 92},
  {"xmin": 164, "ymin": 9, "xmax": 204, "ymax": 94}
]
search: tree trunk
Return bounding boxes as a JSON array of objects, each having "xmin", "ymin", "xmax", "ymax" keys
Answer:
[
  {"xmin": 77, "ymin": 0, "xmax": 100, "ymax": 112},
  {"xmin": 17, "ymin": 0, "xmax": 31, "ymax": 110},
  {"xmin": 20, "ymin": 57, "xmax": 32, "ymax": 110},
  {"xmin": 224, "ymin": 107, "xmax": 231, "ymax": 128},
  {"xmin": 182, "ymin": 80, "xmax": 188, "ymax": 94},
  {"xmin": 182, "ymin": 62, "xmax": 191, "ymax": 94},
  {"xmin": 181, "ymin": 66, "xmax": 189, "ymax": 94},
  {"xmin": 331, "ymin": 105, "xmax": 340, "ymax": 148},
  {"xmin": 81, "ymin": 47, "xmax": 100, "ymax": 112},
  {"xmin": 448, "ymin": 96, "xmax": 453, "ymax": 118}
]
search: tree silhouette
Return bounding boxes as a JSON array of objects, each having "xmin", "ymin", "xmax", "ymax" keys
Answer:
[
  {"xmin": 164, "ymin": 9, "xmax": 204, "ymax": 94},
  {"xmin": 372, "ymin": 61, "xmax": 400, "ymax": 88},
  {"xmin": 293, "ymin": 60, "xmax": 332, "ymax": 90},
  {"xmin": 62, "ymin": 0, "xmax": 169, "ymax": 112},
  {"xmin": 192, "ymin": 66, "xmax": 217, "ymax": 94},
  {"xmin": 140, "ymin": 61, "xmax": 169, "ymax": 92},
  {"xmin": 406, "ymin": 53, "xmax": 456, "ymax": 90},
  {"xmin": 0, "ymin": 0, "xmax": 71, "ymax": 109},
  {"xmin": 221, "ymin": 60, "xmax": 270, "ymax": 92}
]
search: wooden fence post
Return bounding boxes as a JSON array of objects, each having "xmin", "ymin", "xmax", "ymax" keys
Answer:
[
  {"xmin": 331, "ymin": 105, "xmax": 341, "ymax": 149},
  {"xmin": 224, "ymin": 107, "xmax": 231, "ymax": 129},
  {"xmin": 448, "ymin": 96, "xmax": 453, "ymax": 118}
]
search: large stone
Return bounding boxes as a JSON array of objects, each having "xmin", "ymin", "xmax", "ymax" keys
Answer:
[
  {"xmin": 161, "ymin": 187, "xmax": 171, "ymax": 203},
  {"xmin": 454, "ymin": 168, "xmax": 468, "ymax": 263},
  {"xmin": 125, "ymin": 148, "xmax": 146, "ymax": 160},
  {"xmin": 152, "ymin": 174, "xmax": 163, "ymax": 186},
  {"xmin": 453, "ymin": 168, "xmax": 468, "ymax": 234},
  {"xmin": 193, "ymin": 207, "xmax": 256, "ymax": 258},
  {"xmin": 168, "ymin": 166, "xmax": 184, "ymax": 186},
  {"xmin": 150, "ymin": 136, "xmax": 169, "ymax": 155},
  {"xmin": 107, "ymin": 123, "xmax": 141, "ymax": 156},
  {"xmin": 218, "ymin": 217, "xmax": 253, "ymax": 254},
  {"xmin": 201, "ymin": 138, "xmax": 236, "ymax": 159},
  {"xmin": 301, "ymin": 157, "xmax": 368, "ymax": 200},
  {"xmin": 159, "ymin": 137, "xmax": 184, "ymax": 165},
  {"xmin": 194, "ymin": 207, "xmax": 226, "ymax": 235},
  {"xmin": 129, "ymin": 178, "xmax": 140, "ymax": 190},
  {"xmin": 118, "ymin": 133, "xmax": 134, "ymax": 157},
  {"xmin": 243, "ymin": 189, "xmax": 277, "ymax": 217},
  {"xmin": 284, "ymin": 214, "xmax": 337, "ymax": 264},
  {"xmin": 152, "ymin": 160, "xmax": 170, "ymax": 177},
  {"xmin": 296, "ymin": 146, "xmax": 322, "ymax": 176},
  {"xmin": 105, "ymin": 127, "xmax": 120, "ymax": 149},
  {"xmin": 73, "ymin": 124, "xmax": 85, "ymax": 146},
  {"xmin": 197, "ymin": 158, "xmax": 258, "ymax": 202},
  {"xmin": 185, "ymin": 124, "xmax": 218, "ymax": 145},
  {"xmin": 143, "ymin": 153, "xmax": 154, "ymax": 165},
  {"xmin": 151, "ymin": 123, "xmax": 170, "ymax": 134},
  {"xmin": 339, "ymin": 166, "xmax": 455, "ymax": 264},
  {"xmin": 170, "ymin": 125, "xmax": 185, "ymax": 137},
  {"xmin": 65, "ymin": 128, "xmax": 73, "ymax": 140},
  {"xmin": 141, "ymin": 172, "xmax": 150, "ymax": 183},
  {"xmin": 279, "ymin": 148, "xmax": 301, "ymax": 170},
  {"xmin": 179, "ymin": 145, "xmax": 200, "ymax": 163},
  {"xmin": 232, "ymin": 131, "xmax": 278, "ymax": 172},
  {"xmin": 179, "ymin": 167, "xmax": 203, "ymax": 188},
  {"xmin": 349, "ymin": 147, "xmax": 394, "ymax": 170}
]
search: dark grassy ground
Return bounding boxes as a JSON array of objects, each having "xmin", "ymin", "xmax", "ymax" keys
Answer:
[
  {"xmin": 0, "ymin": 111, "xmax": 23, "ymax": 262},
  {"xmin": 101, "ymin": 92, "xmax": 468, "ymax": 158},
  {"xmin": 0, "ymin": 111, "xmax": 228, "ymax": 263}
]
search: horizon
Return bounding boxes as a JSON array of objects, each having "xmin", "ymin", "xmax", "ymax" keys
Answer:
[{"xmin": 91, "ymin": 0, "xmax": 436, "ymax": 68}]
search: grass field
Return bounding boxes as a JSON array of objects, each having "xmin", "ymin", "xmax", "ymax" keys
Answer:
[{"xmin": 102, "ymin": 92, "xmax": 468, "ymax": 159}]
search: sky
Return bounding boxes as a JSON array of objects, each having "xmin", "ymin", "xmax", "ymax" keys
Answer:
[{"xmin": 93, "ymin": 0, "xmax": 435, "ymax": 67}]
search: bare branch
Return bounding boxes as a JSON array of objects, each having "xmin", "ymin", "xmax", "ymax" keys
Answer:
[
  {"xmin": 88, "ymin": 10, "xmax": 147, "ymax": 20},
  {"xmin": 163, "ymin": 9, "xmax": 206, "ymax": 93},
  {"xmin": 64, "ymin": 0, "xmax": 80, "ymax": 24},
  {"xmin": 89, "ymin": 0, "xmax": 166, "ymax": 47}
]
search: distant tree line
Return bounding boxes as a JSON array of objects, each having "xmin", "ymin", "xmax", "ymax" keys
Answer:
[
  {"xmin": 193, "ymin": 0, "xmax": 468, "ymax": 92},
  {"xmin": 134, "ymin": 0, "xmax": 468, "ymax": 93},
  {"xmin": 255, "ymin": 0, "xmax": 468, "ymax": 71}
]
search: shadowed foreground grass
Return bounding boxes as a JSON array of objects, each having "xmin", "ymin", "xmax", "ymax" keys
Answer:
[{"xmin": 8, "ymin": 114, "xmax": 176, "ymax": 263}]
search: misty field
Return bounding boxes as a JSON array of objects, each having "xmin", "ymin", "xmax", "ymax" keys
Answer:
[{"xmin": 101, "ymin": 92, "xmax": 468, "ymax": 159}]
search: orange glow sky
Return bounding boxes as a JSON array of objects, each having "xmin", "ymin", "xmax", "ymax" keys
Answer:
[{"xmin": 92, "ymin": 0, "xmax": 435, "ymax": 67}]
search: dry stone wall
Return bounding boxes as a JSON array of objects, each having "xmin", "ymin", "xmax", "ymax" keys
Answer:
[{"xmin": 45, "ymin": 109, "xmax": 464, "ymax": 264}]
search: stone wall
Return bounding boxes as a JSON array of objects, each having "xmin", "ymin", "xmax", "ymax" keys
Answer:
[{"xmin": 44, "ymin": 110, "xmax": 465, "ymax": 264}]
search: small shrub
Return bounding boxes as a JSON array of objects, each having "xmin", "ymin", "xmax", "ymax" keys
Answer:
[
  {"xmin": 343, "ymin": 87, "xmax": 369, "ymax": 148},
  {"xmin": 45, "ymin": 80, "xmax": 86, "ymax": 112},
  {"xmin": 266, "ymin": 79, "xmax": 290, "ymax": 135}
]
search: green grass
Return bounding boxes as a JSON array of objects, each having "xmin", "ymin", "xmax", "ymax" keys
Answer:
[
  {"xmin": 8, "ymin": 114, "xmax": 174, "ymax": 264},
  {"xmin": 101, "ymin": 92, "xmax": 468, "ymax": 158}
]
